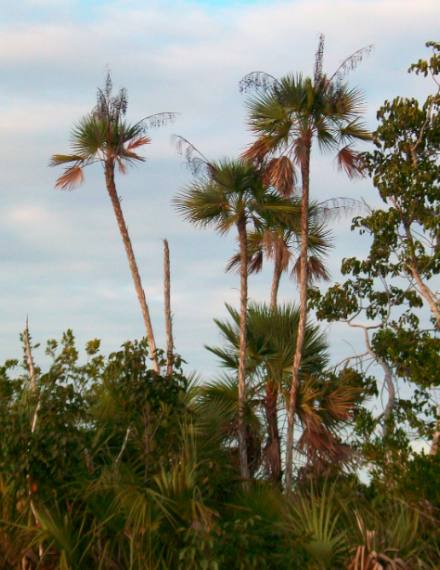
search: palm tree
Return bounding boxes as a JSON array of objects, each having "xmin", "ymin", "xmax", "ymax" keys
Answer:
[
  {"xmin": 207, "ymin": 302, "xmax": 329, "ymax": 483},
  {"xmin": 50, "ymin": 75, "xmax": 175, "ymax": 373},
  {"xmin": 204, "ymin": 303, "xmax": 363, "ymax": 484},
  {"xmin": 241, "ymin": 36, "xmax": 371, "ymax": 490},
  {"xmin": 174, "ymin": 157, "xmax": 293, "ymax": 481},
  {"xmin": 227, "ymin": 199, "xmax": 332, "ymax": 310}
]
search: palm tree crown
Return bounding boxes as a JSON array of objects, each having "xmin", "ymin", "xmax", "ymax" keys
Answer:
[
  {"xmin": 244, "ymin": 70, "xmax": 370, "ymax": 173},
  {"xmin": 174, "ymin": 158, "xmax": 293, "ymax": 233}
]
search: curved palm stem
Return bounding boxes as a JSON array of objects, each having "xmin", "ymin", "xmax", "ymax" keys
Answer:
[{"xmin": 104, "ymin": 161, "xmax": 159, "ymax": 372}]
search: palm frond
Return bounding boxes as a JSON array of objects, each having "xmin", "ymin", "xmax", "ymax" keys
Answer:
[
  {"xmin": 329, "ymin": 44, "xmax": 374, "ymax": 83},
  {"xmin": 55, "ymin": 165, "xmax": 85, "ymax": 190},
  {"xmin": 263, "ymin": 156, "xmax": 296, "ymax": 196},
  {"xmin": 173, "ymin": 135, "xmax": 211, "ymax": 175},
  {"xmin": 49, "ymin": 154, "xmax": 87, "ymax": 167},
  {"xmin": 239, "ymin": 71, "xmax": 280, "ymax": 93},
  {"xmin": 336, "ymin": 145, "xmax": 364, "ymax": 178}
]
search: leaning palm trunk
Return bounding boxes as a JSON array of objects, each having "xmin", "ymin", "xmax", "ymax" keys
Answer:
[
  {"xmin": 264, "ymin": 381, "xmax": 282, "ymax": 484},
  {"xmin": 267, "ymin": 269, "xmax": 282, "ymax": 484},
  {"xmin": 270, "ymin": 250, "xmax": 283, "ymax": 311},
  {"xmin": 237, "ymin": 218, "xmax": 250, "ymax": 481},
  {"xmin": 104, "ymin": 161, "xmax": 160, "ymax": 373},
  {"xmin": 285, "ymin": 143, "xmax": 311, "ymax": 492}
]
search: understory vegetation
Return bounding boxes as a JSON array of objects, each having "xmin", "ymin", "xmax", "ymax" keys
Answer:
[{"xmin": 0, "ymin": 39, "xmax": 439, "ymax": 569}]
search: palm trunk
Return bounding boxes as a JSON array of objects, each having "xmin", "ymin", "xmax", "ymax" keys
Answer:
[
  {"xmin": 285, "ymin": 141, "xmax": 311, "ymax": 493},
  {"xmin": 268, "ymin": 264, "xmax": 282, "ymax": 484},
  {"xmin": 270, "ymin": 250, "xmax": 283, "ymax": 311},
  {"xmin": 264, "ymin": 381, "xmax": 282, "ymax": 484},
  {"xmin": 163, "ymin": 239, "xmax": 174, "ymax": 376},
  {"xmin": 104, "ymin": 161, "xmax": 160, "ymax": 373},
  {"xmin": 237, "ymin": 217, "xmax": 250, "ymax": 481}
]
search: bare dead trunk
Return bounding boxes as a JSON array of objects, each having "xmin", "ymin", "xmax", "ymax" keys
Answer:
[
  {"xmin": 104, "ymin": 161, "xmax": 159, "ymax": 373},
  {"xmin": 24, "ymin": 317, "xmax": 37, "ymax": 393},
  {"xmin": 23, "ymin": 320, "xmax": 44, "ymax": 561},
  {"xmin": 270, "ymin": 250, "xmax": 283, "ymax": 311},
  {"xmin": 163, "ymin": 239, "xmax": 174, "ymax": 376},
  {"xmin": 237, "ymin": 218, "xmax": 250, "ymax": 481},
  {"xmin": 264, "ymin": 381, "xmax": 282, "ymax": 484},
  {"xmin": 285, "ymin": 141, "xmax": 311, "ymax": 493},
  {"xmin": 431, "ymin": 404, "xmax": 440, "ymax": 456}
]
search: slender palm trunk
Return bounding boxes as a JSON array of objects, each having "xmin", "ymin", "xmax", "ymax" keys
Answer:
[
  {"xmin": 270, "ymin": 250, "xmax": 283, "ymax": 311},
  {"xmin": 264, "ymin": 381, "xmax": 282, "ymax": 484},
  {"xmin": 266, "ymin": 259, "xmax": 282, "ymax": 484},
  {"xmin": 285, "ymin": 141, "xmax": 311, "ymax": 493},
  {"xmin": 163, "ymin": 239, "xmax": 174, "ymax": 376},
  {"xmin": 237, "ymin": 217, "xmax": 250, "ymax": 481},
  {"xmin": 104, "ymin": 161, "xmax": 160, "ymax": 373}
]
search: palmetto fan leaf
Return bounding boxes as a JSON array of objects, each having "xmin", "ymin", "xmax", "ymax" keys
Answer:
[
  {"xmin": 207, "ymin": 303, "xmax": 328, "ymax": 384},
  {"xmin": 226, "ymin": 199, "xmax": 333, "ymax": 286}
]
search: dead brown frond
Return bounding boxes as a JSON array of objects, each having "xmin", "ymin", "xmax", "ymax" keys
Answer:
[
  {"xmin": 55, "ymin": 166, "xmax": 84, "ymax": 190},
  {"xmin": 263, "ymin": 156, "xmax": 296, "ymax": 196},
  {"xmin": 127, "ymin": 135, "xmax": 151, "ymax": 150},
  {"xmin": 337, "ymin": 145, "xmax": 365, "ymax": 178},
  {"xmin": 242, "ymin": 137, "xmax": 273, "ymax": 162},
  {"xmin": 293, "ymin": 255, "xmax": 329, "ymax": 284}
]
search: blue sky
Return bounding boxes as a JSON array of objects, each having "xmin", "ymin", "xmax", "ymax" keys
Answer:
[{"xmin": 0, "ymin": 0, "xmax": 438, "ymax": 377}]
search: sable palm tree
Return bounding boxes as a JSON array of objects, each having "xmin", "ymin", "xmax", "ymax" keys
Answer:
[
  {"xmin": 241, "ymin": 36, "xmax": 371, "ymax": 489},
  {"xmin": 50, "ymin": 75, "xmax": 174, "ymax": 373},
  {"xmin": 205, "ymin": 303, "xmax": 362, "ymax": 483},
  {"xmin": 207, "ymin": 302, "xmax": 328, "ymax": 483},
  {"xmin": 174, "ymin": 158, "xmax": 293, "ymax": 481},
  {"xmin": 227, "ymin": 199, "xmax": 332, "ymax": 310}
]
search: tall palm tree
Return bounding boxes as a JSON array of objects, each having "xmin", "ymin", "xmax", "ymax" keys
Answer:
[
  {"xmin": 174, "ymin": 157, "xmax": 293, "ymax": 480},
  {"xmin": 227, "ymin": 199, "xmax": 332, "ymax": 310},
  {"xmin": 50, "ymin": 75, "xmax": 174, "ymax": 373},
  {"xmin": 242, "ymin": 36, "xmax": 371, "ymax": 490}
]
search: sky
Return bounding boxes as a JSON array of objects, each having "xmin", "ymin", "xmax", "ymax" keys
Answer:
[{"xmin": 0, "ymin": 0, "xmax": 438, "ymax": 378}]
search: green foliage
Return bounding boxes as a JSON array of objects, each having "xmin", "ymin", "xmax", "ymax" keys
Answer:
[{"xmin": 310, "ymin": 42, "xmax": 440, "ymax": 485}]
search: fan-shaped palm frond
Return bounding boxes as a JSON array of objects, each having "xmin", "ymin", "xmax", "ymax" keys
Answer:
[{"xmin": 208, "ymin": 303, "xmax": 328, "ymax": 384}]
